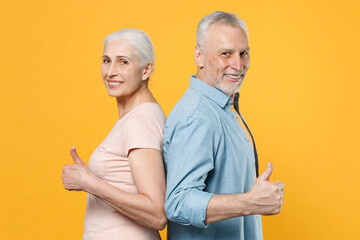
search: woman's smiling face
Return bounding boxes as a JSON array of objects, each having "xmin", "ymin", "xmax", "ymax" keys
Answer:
[{"xmin": 101, "ymin": 38, "xmax": 146, "ymax": 98}]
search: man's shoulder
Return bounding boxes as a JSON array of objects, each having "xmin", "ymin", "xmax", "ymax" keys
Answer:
[{"xmin": 166, "ymin": 88, "xmax": 218, "ymax": 126}]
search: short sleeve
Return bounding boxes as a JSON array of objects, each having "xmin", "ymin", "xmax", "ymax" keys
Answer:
[{"xmin": 123, "ymin": 114, "xmax": 164, "ymax": 156}]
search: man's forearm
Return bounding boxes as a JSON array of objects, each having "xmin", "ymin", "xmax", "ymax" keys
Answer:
[
  {"xmin": 205, "ymin": 193, "xmax": 252, "ymax": 224},
  {"xmin": 205, "ymin": 163, "xmax": 284, "ymax": 224}
]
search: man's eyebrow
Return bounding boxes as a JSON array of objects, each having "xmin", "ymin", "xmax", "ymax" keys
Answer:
[
  {"xmin": 216, "ymin": 47, "xmax": 250, "ymax": 53},
  {"xmin": 239, "ymin": 47, "xmax": 250, "ymax": 52},
  {"xmin": 217, "ymin": 48, "xmax": 234, "ymax": 53}
]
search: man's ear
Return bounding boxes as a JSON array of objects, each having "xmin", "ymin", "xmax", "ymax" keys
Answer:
[
  {"xmin": 194, "ymin": 46, "xmax": 204, "ymax": 69},
  {"xmin": 142, "ymin": 62, "xmax": 154, "ymax": 81}
]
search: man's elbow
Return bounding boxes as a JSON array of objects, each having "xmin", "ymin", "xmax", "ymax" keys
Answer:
[
  {"xmin": 164, "ymin": 199, "xmax": 185, "ymax": 224},
  {"xmin": 164, "ymin": 199, "xmax": 175, "ymax": 221}
]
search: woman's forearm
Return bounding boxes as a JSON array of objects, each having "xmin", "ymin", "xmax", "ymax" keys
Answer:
[
  {"xmin": 63, "ymin": 147, "xmax": 167, "ymax": 230},
  {"xmin": 87, "ymin": 175, "xmax": 166, "ymax": 230}
]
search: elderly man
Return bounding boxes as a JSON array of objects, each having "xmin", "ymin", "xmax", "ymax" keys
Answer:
[{"xmin": 163, "ymin": 11, "xmax": 285, "ymax": 240}]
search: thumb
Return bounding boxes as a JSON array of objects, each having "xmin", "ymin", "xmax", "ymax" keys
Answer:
[
  {"xmin": 70, "ymin": 146, "xmax": 82, "ymax": 165},
  {"xmin": 258, "ymin": 162, "xmax": 273, "ymax": 181}
]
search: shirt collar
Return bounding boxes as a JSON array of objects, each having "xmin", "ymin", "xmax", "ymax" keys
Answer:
[{"xmin": 190, "ymin": 75, "xmax": 233, "ymax": 108}]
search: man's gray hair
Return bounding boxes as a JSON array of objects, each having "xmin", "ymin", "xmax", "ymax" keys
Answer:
[
  {"xmin": 104, "ymin": 29, "xmax": 155, "ymax": 68},
  {"xmin": 196, "ymin": 11, "xmax": 248, "ymax": 51}
]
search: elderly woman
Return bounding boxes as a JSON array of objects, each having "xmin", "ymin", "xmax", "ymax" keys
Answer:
[{"xmin": 62, "ymin": 29, "xmax": 166, "ymax": 239}]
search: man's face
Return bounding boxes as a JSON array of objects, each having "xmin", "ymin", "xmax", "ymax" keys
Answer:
[{"xmin": 196, "ymin": 22, "xmax": 250, "ymax": 95}]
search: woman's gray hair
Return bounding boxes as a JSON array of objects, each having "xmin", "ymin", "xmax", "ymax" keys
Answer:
[
  {"xmin": 104, "ymin": 29, "xmax": 155, "ymax": 68},
  {"xmin": 196, "ymin": 11, "xmax": 248, "ymax": 52}
]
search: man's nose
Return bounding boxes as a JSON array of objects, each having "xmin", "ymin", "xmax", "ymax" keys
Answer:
[{"xmin": 231, "ymin": 55, "xmax": 242, "ymax": 71}]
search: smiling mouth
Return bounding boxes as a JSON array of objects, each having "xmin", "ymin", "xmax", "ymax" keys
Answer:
[
  {"xmin": 107, "ymin": 80, "xmax": 123, "ymax": 88},
  {"xmin": 225, "ymin": 74, "xmax": 240, "ymax": 79},
  {"xmin": 224, "ymin": 73, "xmax": 243, "ymax": 80}
]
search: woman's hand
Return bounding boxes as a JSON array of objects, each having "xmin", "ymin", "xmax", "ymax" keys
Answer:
[{"xmin": 62, "ymin": 146, "xmax": 96, "ymax": 192}]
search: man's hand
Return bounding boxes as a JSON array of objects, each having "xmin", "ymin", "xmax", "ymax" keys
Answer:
[
  {"xmin": 62, "ymin": 146, "xmax": 96, "ymax": 192},
  {"xmin": 247, "ymin": 162, "xmax": 284, "ymax": 215}
]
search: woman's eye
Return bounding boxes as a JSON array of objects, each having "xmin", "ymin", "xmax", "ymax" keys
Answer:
[
  {"xmin": 120, "ymin": 60, "xmax": 128, "ymax": 65},
  {"xmin": 102, "ymin": 59, "xmax": 110, "ymax": 63}
]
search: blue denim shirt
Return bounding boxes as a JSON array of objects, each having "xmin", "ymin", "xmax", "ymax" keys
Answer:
[{"xmin": 163, "ymin": 76, "xmax": 263, "ymax": 240}]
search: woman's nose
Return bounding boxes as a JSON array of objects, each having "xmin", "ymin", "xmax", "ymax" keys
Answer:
[{"xmin": 107, "ymin": 63, "xmax": 118, "ymax": 77}]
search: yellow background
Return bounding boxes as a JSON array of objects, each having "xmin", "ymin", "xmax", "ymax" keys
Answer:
[{"xmin": 1, "ymin": 0, "xmax": 359, "ymax": 239}]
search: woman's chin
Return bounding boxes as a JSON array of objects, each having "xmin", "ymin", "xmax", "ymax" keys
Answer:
[{"xmin": 106, "ymin": 88, "xmax": 123, "ymax": 98}]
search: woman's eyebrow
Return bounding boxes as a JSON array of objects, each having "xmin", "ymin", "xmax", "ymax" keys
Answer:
[
  {"xmin": 115, "ymin": 55, "xmax": 133, "ymax": 61},
  {"xmin": 101, "ymin": 55, "xmax": 133, "ymax": 61}
]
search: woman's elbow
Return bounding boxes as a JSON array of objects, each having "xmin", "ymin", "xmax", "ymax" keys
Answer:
[
  {"xmin": 156, "ymin": 214, "xmax": 167, "ymax": 230},
  {"xmin": 152, "ymin": 210, "xmax": 167, "ymax": 230}
]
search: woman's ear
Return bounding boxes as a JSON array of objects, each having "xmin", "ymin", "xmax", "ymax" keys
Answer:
[{"xmin": 142, "ymin": 62, "xmax": 154, "ymax": 81}]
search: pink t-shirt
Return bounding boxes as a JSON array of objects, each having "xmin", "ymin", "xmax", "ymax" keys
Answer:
[{"xmin": 83, "ymin": 103, "xmax": 166, "ymax": 240}]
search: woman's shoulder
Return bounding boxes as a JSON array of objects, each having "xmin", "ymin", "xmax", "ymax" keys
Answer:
[
  {"xmin": 119, "ymin": 103, "xmax": 166, "ymax": 139},
  {"xmin": 127, "ymin": 103, "xmax": 166, "ymax": 125}
]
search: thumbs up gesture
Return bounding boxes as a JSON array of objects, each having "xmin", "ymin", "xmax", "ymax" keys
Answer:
[
  {"xmin": 247, "ymin": 162, "xmax": 284, "ymax": 215},
  {"xmin": 62, "ymin": 146, "xmax": 96, "ymax": 192}
]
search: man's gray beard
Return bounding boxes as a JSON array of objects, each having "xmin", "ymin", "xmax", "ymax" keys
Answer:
[{"xmin": 212, "ymin": 78, "xmax": 242, "ymax": 95}]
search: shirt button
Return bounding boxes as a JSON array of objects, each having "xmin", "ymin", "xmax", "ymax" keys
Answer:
[
  {"xmin": 252, "ymin": 164, "xmax": 255, "ymax": 168},
  {"xmin": 233, "ymin": 114, "xmax": 237, "ymax": 118},
  {"xmin": 246, "ymin": 137, "xmax": 250, "ymax": 142}
]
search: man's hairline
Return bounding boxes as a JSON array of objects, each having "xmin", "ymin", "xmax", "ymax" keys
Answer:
[{"xmin": 197, "ymin": 21, "xmax": 249, "ymax": 53}]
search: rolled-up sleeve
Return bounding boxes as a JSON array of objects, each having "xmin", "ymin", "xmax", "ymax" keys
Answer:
[{"xmin": 163, "ymin": 113, "xmax": 216, "ymax": 228}]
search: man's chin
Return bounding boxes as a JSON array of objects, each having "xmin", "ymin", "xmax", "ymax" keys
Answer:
[{"xmin": 216, "ymin": 83, "xmax": 242, "ymax": 95}]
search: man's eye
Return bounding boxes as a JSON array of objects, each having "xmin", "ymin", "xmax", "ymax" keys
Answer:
[
  {"xmin": 102, "ymin": 59, "xmax": 110, "ymax": 63},
  {"xmin": 240, "ymin": 51, "xmax": 249, "ymax": 56},
  {"xmin": 221, "ymin": 52, "xmax": 230, "ymax": 57},
  {"xmin": 120, "ymin": 60, "xmax": 128, "ymax": 64}
]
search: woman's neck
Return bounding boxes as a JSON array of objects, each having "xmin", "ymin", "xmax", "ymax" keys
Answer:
[{"xmin": 116, "ymin": 83, "xmax": 156, "ymax": 119}]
